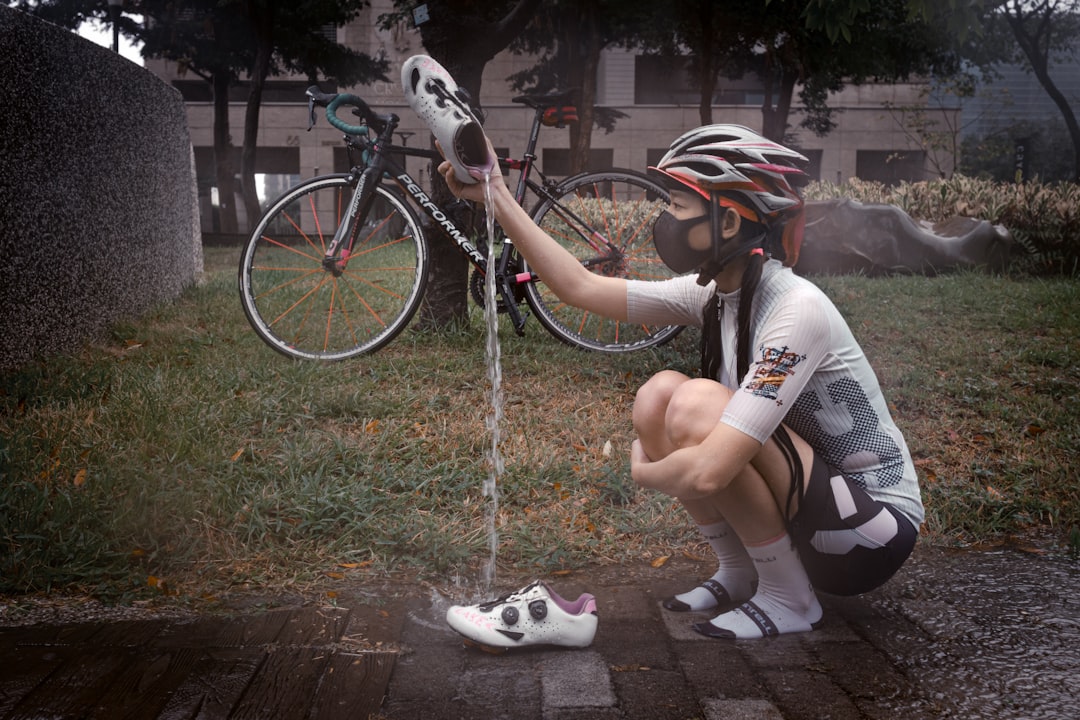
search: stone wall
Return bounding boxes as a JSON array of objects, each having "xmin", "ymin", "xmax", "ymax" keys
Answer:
[{"xmin": 0, "ymin": 7, "xmax": 201, "ymax": 370}]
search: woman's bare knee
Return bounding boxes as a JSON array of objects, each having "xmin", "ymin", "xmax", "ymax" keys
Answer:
[
  {"xmin": 665, "ymin": 379, "xmax": 732, "ymax": 448},
  {"xmin": 632, "ymin": 371, "xmax": 691, "ymax": 460},
  {"xmin": 632, "ymin": 371, "xmax": 690, "ymax": 431}
]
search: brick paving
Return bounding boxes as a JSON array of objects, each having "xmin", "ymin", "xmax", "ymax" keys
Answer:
[{"xmin": 1, "ymin": 545, "xmax": 1077, "ymax": 719}]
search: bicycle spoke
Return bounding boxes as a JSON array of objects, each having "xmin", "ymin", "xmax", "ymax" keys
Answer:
[{"xmin": 525, "ymin": 171, "xmax": 683, "ymax": 352}]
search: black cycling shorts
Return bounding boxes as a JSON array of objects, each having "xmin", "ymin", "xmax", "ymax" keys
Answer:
[{"xmin": 787, "ymin": 454, "xmax": 918, "ymax": 596}]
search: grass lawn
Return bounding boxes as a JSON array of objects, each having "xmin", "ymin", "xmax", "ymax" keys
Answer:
[{"xmin": 1, "ymin": 244, "xmax": 1077, "ymax": 601}]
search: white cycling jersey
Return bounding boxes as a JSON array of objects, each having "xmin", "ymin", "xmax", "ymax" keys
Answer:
[{"xmin": 626, "ymin": 260, "xmax": 924, "ymax": 528}]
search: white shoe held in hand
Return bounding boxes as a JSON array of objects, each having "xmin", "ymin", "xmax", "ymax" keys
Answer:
[{"xmin": 401, "ymin": 54, "xmax": 494, "ymax": 184}]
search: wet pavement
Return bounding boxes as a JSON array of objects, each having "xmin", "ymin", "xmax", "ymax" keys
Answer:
[{"xmin": 1, "ymin": 544, "xmax": 1078, "ymax": 719}]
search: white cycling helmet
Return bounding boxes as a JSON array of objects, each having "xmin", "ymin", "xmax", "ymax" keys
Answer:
[{"xmin": 648, "ymin": 124, "xmax": 810, "ymax": 273}]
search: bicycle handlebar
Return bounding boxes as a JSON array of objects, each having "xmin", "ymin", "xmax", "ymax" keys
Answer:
[{"xmin": 306, "ymin": 85, "xmax": 394, "ymax": 137}]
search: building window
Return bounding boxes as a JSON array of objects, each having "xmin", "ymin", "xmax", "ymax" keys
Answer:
[
  {"xmin": 798, "ymin": 149, "xmax": 823, "ymax": 182},
  {"xmin": 319, "ymin": 23, "xmax": 337, "ymax": 43},
  {"xmin": 634, "ymin": 56, "xmax": 765, "ymax": 106},
  {"xmin": 855, "ymin": 150, "xmax": 926, "ymax": 185}
]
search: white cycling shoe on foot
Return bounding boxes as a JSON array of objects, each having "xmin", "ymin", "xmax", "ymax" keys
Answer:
[
  {"xmin": 446, "ymin": 580, "xmax": 598, "ymax": 650},
  {"xmin": 401, "ymin": 54, "xmax": 494, "ymax": 185}
]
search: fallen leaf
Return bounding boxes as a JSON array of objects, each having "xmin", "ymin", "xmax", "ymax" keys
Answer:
[
  {"xmin": 365, "ymin": 419, "xmax": 380, "ymax": 434},
  {"xmin": 73, "ymin": 468, "xmax": 87, "ymax": 487},
  {"xmin": 1024, "ymin": 423, "xmax": 1046, "ymax": 437},
  {"xmin": 602, "ymin": 440, "xmax": 613, "ymax": 457},
  {"xmin": 230, "ymin": 447, "xmax": 245, "ymax": 462},
  {"xmin": 651, "ymin": 555, "xmax": 670, "ymax": 568},
  {"xmin": 324, "ymin": 571, "xmax": 345, "ymax": 579}
]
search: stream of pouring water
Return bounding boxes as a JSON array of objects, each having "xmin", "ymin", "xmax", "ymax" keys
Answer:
[{"xmin": 480, "ymin": 174, "xmax": 502, "ymax": 592}]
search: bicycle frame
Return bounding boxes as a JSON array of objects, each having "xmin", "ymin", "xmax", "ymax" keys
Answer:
[
  {"xmin": 317, "ymin": 93, "xmax": 651, "ymax": 339},
  {"xmin": 241, "ymin": 87, "xmax": 680, "ymax": 359},
  {"xmin": 328, "ymin": 125, "xmax": 537, "ymax": 334}
]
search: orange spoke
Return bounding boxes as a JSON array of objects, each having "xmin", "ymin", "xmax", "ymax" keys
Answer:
[
  {"xmin": 257, "ymin": 232, "xmax": 323, "ymax": 263},
  {"xmin": 252, "ymin": 267, "xmax": 324, "ymax": 302},
  {"xmin": 269, "ymin": 273, "xmax": 331, "ymax": 330}
]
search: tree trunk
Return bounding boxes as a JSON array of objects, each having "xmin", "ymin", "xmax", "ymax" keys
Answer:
[
  {"xmin": 411, "ymin": 49, "xmax": 481, "ymax": 331},
  {"xmin": 412, "ymin": 0, "xmax": 542, "ymax": 330},
  {"xmin": 568, "ymin": 1, "xmax": 601, "ymax": 175},
  {"xmin": 696, "ymin": 1, "xmax": 716, "ymax": 126},
  {"xmin": 1005, "ymin": 9, "xmax": 1080, "ymax": 182},
  {"xmin": 212, "ymin": 71, "xmax": 238, "ymax": 235},
  {"xmin": 241, "ymin": 9, "xmax": 275, "ymax": 231},
  {"xmin": 760, "ymin": 49, "xmax": 796, "ymax": 142}
]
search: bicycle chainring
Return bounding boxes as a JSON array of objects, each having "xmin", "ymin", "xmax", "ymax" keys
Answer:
[{"xmin": 470, "ymin": 268, "xmax": 512, "ymax": 313}]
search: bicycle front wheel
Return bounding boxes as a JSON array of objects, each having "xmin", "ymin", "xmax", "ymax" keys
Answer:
[
  {"xmin": 524, "ymin": 170, "xmax": 683, "ymax": 352},
  {"xmin": 239, "ymin": 175, "xmax": 429, "ymax": 361}
]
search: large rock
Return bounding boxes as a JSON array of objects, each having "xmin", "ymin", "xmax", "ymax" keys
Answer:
[
  {"xmin": 799, "ymin": 199, "xmax": 1012, "ymax": 275},
  {"xmin": 0, "ymin": 7, "xmax": 201, "ymax": 370}
]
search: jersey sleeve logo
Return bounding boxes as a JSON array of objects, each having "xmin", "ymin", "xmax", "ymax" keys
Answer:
[{"xmin": 744, "ymin": 345, "xmax": 806, "ymax": 403}]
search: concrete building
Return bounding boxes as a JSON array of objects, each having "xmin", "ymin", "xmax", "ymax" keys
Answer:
[{"xmin": 143, "ymin": 0, "xmax": 958, "ymax": 234}]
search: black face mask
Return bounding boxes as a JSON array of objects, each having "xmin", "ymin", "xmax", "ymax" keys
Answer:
[{"xmin": 651, "ymin": 211, "xmax": 711, "ymax": 274}]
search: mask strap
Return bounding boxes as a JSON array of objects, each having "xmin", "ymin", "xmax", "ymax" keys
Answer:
[{"xmin": 694, "ymin": 194, "xmax": 725, "ymax": 286}]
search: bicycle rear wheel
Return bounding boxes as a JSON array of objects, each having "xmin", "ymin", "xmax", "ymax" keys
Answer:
[
  {"xmin": 524, "ymin": 170, "xmax": 683, "ymax": 352},
  {"xmin": 239, "ymin": 175, "xmax": 429, "ymax": 361}
]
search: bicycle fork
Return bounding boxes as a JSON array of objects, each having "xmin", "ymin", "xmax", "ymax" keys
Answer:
[{"xmin": 323, "ymin": 167, "xmax": 380, "ymax": 276}]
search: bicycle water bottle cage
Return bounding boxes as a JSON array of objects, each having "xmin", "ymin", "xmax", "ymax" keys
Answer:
[{"xmin": 542, "ymin": 105, "xmax": 579, "ymax": 128}]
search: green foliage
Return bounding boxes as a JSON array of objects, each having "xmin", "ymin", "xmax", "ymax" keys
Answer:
[
  {"xmin": 797, "ymin": 0, "xmax": 871, "ymax": 43},
  {"xmin": 805, "ymin": 175, "xmax": 1080, "ymax": 275}
]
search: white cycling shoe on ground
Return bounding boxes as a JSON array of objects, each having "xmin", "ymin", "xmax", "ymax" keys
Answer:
[
  {"xmin": 446, "ymin": 580, "xmax": 599, "ymax": 650},
  {"xmin": 401, "ymin": 54, "xmax": 494, "ymax": 185}
]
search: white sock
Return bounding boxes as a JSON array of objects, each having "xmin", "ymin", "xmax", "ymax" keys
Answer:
[
  {"xmin": 694, "ymin": 533, "xmax": 822, "ymax": 639},
  {"xmin": 667, "ymin": 521, "xmax": 756, "ymax": 612}
]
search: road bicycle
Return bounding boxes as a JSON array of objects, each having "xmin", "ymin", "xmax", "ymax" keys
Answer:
[{"xmin": 238, "ymin": 86, "xmax": 682, "ymax": 361}]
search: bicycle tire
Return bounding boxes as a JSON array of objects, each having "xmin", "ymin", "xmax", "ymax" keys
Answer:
[
  {"xmin": 523, "ymin": 169, "xmax": 684, "ymax": 352},
  {"xmin": 239, "ymin": 174, "xmax": 429, "ymax": 361}
]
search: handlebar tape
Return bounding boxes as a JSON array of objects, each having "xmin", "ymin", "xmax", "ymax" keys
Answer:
[{"xmin": 326, "ymin": 94, "xmax": 377, "ymax": 136}]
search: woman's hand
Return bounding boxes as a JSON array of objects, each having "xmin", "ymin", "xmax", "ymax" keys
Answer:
[
  {"xmin": 631, "ymin": 428, "xmax": 760, "ymax": 501},
  {"xmin": 436, "ymin": 138, "xmax": 504, "ymax": 205},
  {"xmin": 631, "ymin": 438, "xmax": 694, "ymax": 497}
]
